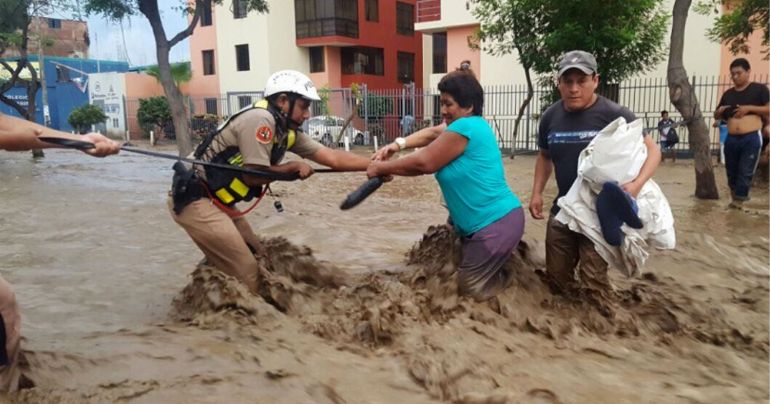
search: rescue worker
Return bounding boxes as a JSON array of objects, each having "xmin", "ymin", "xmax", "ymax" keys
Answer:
[
  {"xmin": 0, "ymin": 112, "xmax": 121, "ymax": 392},
  {"xmin": 169, "ymin": 70, "xmax": 372, "ymax": 293}
]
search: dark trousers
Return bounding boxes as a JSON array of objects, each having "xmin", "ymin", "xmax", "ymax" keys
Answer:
[{"xmin": 724, "ymin": 131, "xmax": 762, "ymax": 200}]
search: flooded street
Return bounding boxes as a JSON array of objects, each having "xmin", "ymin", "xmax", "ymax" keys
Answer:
[{"xmin": 0, "ymin": 145, "xmax": 767, "ymax": 403}]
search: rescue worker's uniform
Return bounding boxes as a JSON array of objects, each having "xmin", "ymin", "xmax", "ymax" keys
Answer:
[{"xmin": 168, "ymin": 99, "xmax": 322, "ymax": 292}]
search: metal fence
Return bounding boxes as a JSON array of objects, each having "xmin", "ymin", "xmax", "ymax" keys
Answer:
[{"xmin": 124, "ymin": 74, "xmax": 769, "ymax": 153}]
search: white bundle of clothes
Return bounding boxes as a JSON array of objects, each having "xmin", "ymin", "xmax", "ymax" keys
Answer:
[{"xmin": 555, "ymin": 117, "xmax": 676, "ymax": 277}]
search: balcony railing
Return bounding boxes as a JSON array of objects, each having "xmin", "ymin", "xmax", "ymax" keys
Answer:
[
  {"xmin": 296, "ymin": 17, "xmax": 359, "ymax": 39},
  {"xmin": 416, "ymin": 0, "xmax": 441, "ymax": 23}
]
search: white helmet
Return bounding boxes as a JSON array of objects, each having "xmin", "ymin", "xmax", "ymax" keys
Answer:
[{"xmin": 264, "ymin": 70, "xmax": 320, "ymax": 101}]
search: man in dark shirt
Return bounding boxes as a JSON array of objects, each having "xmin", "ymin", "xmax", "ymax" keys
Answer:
[
  {"xmin": 657, "ymin": 110, "xmax": 679, "ymax": 161},
  {"xmin": 714, "ymin": 58, "xmax": 770, "ymax": 208},
  {"xmin": 529, "ymin": 50, "xmax": 661, "ymax": 311}
]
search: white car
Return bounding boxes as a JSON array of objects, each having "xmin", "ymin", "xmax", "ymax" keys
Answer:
[{"xmin": 303, "ymin": 115, "xmax": 364, "ymax": 147}]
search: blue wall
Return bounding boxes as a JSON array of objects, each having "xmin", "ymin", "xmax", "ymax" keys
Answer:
[{"xmin": 0, "ymin": 56, "xmax": 128, "ymax": 132}]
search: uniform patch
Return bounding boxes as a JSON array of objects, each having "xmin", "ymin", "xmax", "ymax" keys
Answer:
[{"xmin": 255, "ymin": 126, "xmax": 273, "ymax": 144}]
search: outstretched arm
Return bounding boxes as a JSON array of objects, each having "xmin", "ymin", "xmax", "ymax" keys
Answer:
[
  {"xmin": 0, "ymin": 113, "xmax": 120, "ymax": 157},
  {"xmin": 309, "ymin": 147, "xmax": 372, "ymax": 171},
  {"xmin": 372, "ymin": 122, "xmax": 446, "ymax": 161}
]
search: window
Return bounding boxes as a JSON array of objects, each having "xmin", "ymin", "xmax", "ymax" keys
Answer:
[
  {"xmin": 238, "ymin": 96, "xmax": 252, "ymax": 110},
  {"xmin": 341, "ymin": 47, "xmax": 384, "ymax": 76},
  {"xmin": 55, "ymin": 66, "xmax": 70, "ymax": 82},
  {"xmin": 295, "ymin": 0, "xmax": 359, "ymax": 39},
  {"xmin": 201, "ymin": 2, "xmax": 212, "ymax": 26},
  {"xmin": 397, "ymin": 52, "xmax": 414, "ymax": 83},
  {"xmin": 365, "ymin": 0, "xmax": 379, "ymax": 21},
  {"xmin": 235, "ymin": 44, "xmax": 250, "ymax": 71},
  {"xmin": 205, "ymin": 98, "xmax": 218, "ymax": 115},
  {"xmin": 48, "ymin": 18, "xmax": 61, "ymax": 29},
  {"xmin": 396, "ymin": 2, "xmax": 414, "ymax": 36},
  {"xmin": 309, "ymin": 47, "xmax": 325, "ymax": 73},
  {"xmin": 112, "ymin": 118, "xmax": 119, "ymax": 128},
  {"xmin": 432, "ymin": 32, "xmax": 447, "ymax": 74},
  {"xmin": 202, "ymin": 50, "xmax": 215, "ymax": 75},
  {"xmin": 233, "ymin": 0, "xmax": 248, "ymax": 19}
]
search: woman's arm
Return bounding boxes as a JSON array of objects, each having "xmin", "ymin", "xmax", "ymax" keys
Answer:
[
  {"xmin": 371, "ymin": 122, "xmax": 446, "ymax": 161},
  {"xmin": 368, "ymin": 130, "xmax": 466, "ymax": 177}
]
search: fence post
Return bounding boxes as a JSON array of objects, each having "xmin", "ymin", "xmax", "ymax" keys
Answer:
[
  {"xmin": 150, "ymin": 130, "xmax": 155, "ymax": 146},
  {"xmin": 373, "ymin": 134, "xmax": 378, "ymax": 152}
]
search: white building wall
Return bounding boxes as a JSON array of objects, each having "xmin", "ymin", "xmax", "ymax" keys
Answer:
[
  {"xmin": 89, "ymin": 72, "xmax": 126, "ymax": 136},
  {"xmin": 214, "ymin": 0, "xmax": 309, "ymax": 100},
  {"xmin": 419, "ymin": 0, "xmax": 723, "ymax": 87}
]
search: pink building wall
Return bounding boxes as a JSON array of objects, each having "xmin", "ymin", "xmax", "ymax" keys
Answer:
[
  {"xmin": 187, "ymin": 6, "xmax": 220, "ymax": 99},
  {"xmin": 718, "ymin": 29, "xmax": 769, "ymax": 79},
  {"xmin": 447, "ymin": 25, "xmax": 480, "ymax": 78},
  {"xmin": 309, "ymin": 47, "xmax": 342, "ymax": 88}
]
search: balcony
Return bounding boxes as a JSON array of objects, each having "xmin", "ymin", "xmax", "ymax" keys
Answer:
[
  {"xmin": 296, "ymin": 17, "xmax": 359, "ymax": 40},
  {"xmin": 417, "ymin": 0, "xmax": 440, "ymax": 23}
]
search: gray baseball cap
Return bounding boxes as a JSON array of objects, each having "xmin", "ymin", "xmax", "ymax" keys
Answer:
[{"xmin": 557, "ymin": 50, "xmax": 598, "ymax": 77}]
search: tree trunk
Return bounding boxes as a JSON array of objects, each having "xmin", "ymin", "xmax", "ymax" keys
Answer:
[
  {"xmin": 0, "ymin": 20, "xmax": 44, "ymax": 157},
  {"xmin": 140, "ymin": 0, "xmax": 198, "ymax": 157},
  {"xmin": 667, "ymin": 0, "xmax": 719, "ymax": 199},
  {"xmin": 510, "ymin": 64, "xmax": 534, "ymax": 159}
]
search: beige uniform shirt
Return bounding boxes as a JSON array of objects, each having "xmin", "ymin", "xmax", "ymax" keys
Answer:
[{"xmin": 194, "ymin": 107, "xmax": 322, "ymax": 175}]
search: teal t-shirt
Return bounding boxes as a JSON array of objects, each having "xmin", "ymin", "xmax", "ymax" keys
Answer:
[{"xmin": 435, "ymin": 116, "xmax": 521, "ymax": 236}]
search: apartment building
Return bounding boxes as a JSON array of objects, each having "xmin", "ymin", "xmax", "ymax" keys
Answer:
[
  {"xmin": 3, "ymin": 17, "xmax": 89, "ymax": 59},
  {"xmin": 414, "ymin": 0, "xmax": 768, "ymax": 88},
  {"xmin": 187, "ymin": 0, "xmax": 423, "ymax": 113}
]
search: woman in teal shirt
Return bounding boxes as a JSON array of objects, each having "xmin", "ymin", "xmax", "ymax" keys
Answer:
[{"xmin": 367, "ymin": 70, "xmax": 525, "ymax": 301}]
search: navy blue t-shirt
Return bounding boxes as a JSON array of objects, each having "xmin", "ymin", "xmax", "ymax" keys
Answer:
[{"xmin": 538, "ymin": 96, "xmax": 636, "ymax": 214}]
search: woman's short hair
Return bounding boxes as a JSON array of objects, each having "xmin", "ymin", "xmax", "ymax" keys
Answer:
[{"xmin": 437, "ymin": 70, "xmax": 484, "ymax": 116}]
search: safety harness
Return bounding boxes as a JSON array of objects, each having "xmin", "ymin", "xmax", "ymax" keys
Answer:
[{"xmin": 191, "ymin": 99, "xmax": 296, "ymax": 216}]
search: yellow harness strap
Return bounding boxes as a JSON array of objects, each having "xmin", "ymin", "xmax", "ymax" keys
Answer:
[{"xmin": 254, "ymin": 99, "xmax": 295, "ymax": 149}]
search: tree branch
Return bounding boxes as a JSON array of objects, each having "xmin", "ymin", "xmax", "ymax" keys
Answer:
[{"xmin": 169, "ymin": 0, "xmax": 204, "ymax": 47}]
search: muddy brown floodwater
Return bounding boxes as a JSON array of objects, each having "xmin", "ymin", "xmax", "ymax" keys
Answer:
[{"xmin": 0, "ymin": 144, "xmax": 767, "ymax": 403}]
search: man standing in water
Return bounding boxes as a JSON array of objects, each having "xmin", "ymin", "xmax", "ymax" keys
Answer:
[
  {"xmin": 528, "ymin": 50, "xmax": 660, "ymax": 311},
  {"xmin": 714, "ymin": 58, "xmax": 769, "ymax": 208},
  {"xmin": 0, "ymin": 112, "xmax": 121, "ymax": 391},
  {"xmin": 168, "ymin": 70, "xmax": 372, "ymax": 294}
]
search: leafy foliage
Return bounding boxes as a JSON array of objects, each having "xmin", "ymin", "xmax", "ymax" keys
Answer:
[
  {"xmin": 68, "ymin": 103, "xmax": 108, "ymax": 133},
  {"xmin": 137, "ymin": 96, "xmax": 171, "ymax": 137},
  {"xmin": 697, "ymin": 0, "xmax": 768, "ymax": 58},
  {"xmin": 0, "ymin": 0, "xmax": 28, "ymax": 55},
  {"xmin": 82, "ymin": 0, "xmax": 269, "ymax": 155},
  {"xmin": 357, "ymin": 92, "xmax": 392, "ymax": 118},
  {"xmin": 472, "ymin": 0, "xmax": 669, "ymax": 84},
  {"xmin": 190, "ymin": 113, "xmax": 221, "ymax": 138},
  {"xmin": 144, "ymin": 62, "xmax": 192, "ymax": 87}
]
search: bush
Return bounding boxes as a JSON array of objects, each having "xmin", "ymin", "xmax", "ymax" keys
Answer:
[
  {"xmin": 357, "ymin": 93, "xmax": 392, "ymax": 118},
  {"xmin": 191, "ymin": 114, "xmax": 222, "ymax": 139},
  {"xmin": 67, "ymin": 104, "xmax": 107, "ymax": 134},
  {"xmin": 137, "ymin": 96, "xmax": 172, "ymax": 139}
]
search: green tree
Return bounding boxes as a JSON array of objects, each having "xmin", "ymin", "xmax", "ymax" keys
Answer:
[
  {"xmin": 68, "ymin": 103, "xmax": 108, "ymax": 133},
  {"xmin": 697, "ymin": 0, "xmax": 768, "ymax": 58},
  {"xmin": 83, "ymin": 0, "xmax": 269, "ymax": 156},
  {"xmin": 472, "ymin": 0, "xmax": 545, "ymax": 153},
  {"xmin": 144, "ymin": 62, "xmax": 192, "ymax": 87},
  {"xmin": 474, "ymin": 0, "xmax": 669, "ymax": 84},
  {"xmin": 317, "ymin": 85, "xmax": 331, "ymax": 116},
  {"xmin": 137, "ymin": 96, "xmax": 172, "ymax": 137},
  {"xmin": 472, "ymin": 0, "xmax": 669, "ymax": 151}
]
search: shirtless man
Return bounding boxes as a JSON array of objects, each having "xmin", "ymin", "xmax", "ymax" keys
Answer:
[{"xmin": 714, "ymin": 58, "xmax": 770, "ymax": 207}]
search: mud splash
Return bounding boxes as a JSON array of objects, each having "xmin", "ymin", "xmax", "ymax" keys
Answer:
[{"xmin": 168, "ymin": 224, "xmax": 768, "ymax": 402}]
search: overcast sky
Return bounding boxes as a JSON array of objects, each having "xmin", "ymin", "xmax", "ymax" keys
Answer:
[{"xmin": 47, "ymin": 0, "xmax": 190, "ymax": 66}]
